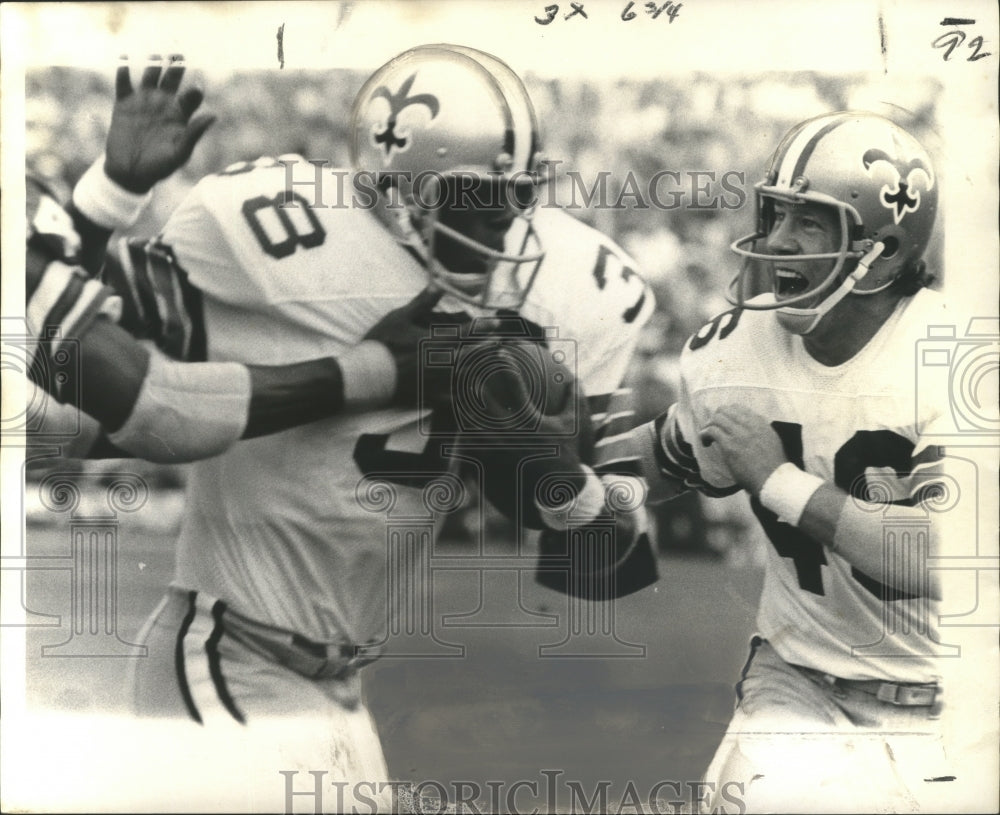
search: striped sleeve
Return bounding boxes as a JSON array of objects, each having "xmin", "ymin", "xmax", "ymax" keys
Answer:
[
  {"xmin": 26, "ymin": 258, "xmax": 122, "ymax": 403},
  {"xmin": 620, "ymin": 405, "xmax": 741, "ymax": 503},
  {"xmin": 536, "ymin": 386, "xmax": 661, "ymax": 599},
  {"xmin": 655, "ymin": 405, "xmax": 740, "ymax": 498},
  {"xmin": 25, "ymin": 177, "xmax": 121, "ymax": 343},
  {"xmin": 590, "ymin": 388, "xmax": 643, "ymax": 478},
  {"xmin": 102, "ymin": 236, "xmax": 206, "ymax": 361},
  {"xmin": 27, "ymin": 258, "xmax": 121, "ymax": 342}
]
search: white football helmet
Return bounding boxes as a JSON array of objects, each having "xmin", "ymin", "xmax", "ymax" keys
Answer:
[
  {"xmin": 350, "ymin": 44, "xmax": 546, "ymax": 310},
  {"xmin": 729, "ymin": 112, "xmax": 937, "ymax": 334}
]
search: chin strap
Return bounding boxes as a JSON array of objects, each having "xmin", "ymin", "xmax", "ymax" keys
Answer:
[
  {"xmin": 778, "ymin": 242, "xmax": 886, "ymax": 335},
  {"xmin": 391, "ymin": 204, "xmax": 431, "ymax": 263}
]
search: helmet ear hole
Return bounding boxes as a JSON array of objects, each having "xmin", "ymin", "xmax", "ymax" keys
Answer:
[{"xmin": 880, "ymin": 237, "xmax": 899, "ymax": 259}]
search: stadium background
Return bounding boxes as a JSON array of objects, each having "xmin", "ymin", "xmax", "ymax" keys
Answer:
[{"xmin": 21, "ymin": 65, "xmax": 944, "ymax": 810}]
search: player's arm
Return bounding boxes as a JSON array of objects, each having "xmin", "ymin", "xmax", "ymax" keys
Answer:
[
  {"xmin": 28, "ymin": 238, "xmax": 452, "ymax": 462},
  {"xmin": 795, "ymin": 475, "xmax": 944, "ymax": 601},
  {"xmin": 531, "ymin": 380, "xmax": 773, "ymax": 598},
  {"xmin": 600, "ymin": 403, "xmax": 741, "ymax": 503},
  {"xmin": 532, "ymin": 388, "xmax": 663, "ymax": 598},
  {"xmin": 461, "ymin": 346, "xmax": 661, "ymax": 597},
  {"xmin": 534, "ymin": 401, "xmax": 707, "ymax": 547},
  {"xmin": 526, "ymin": 233, "xmax": 666, "ymax": 595},
  {"xmin": 30, "ymin": 270, "xmax": 449, "ymax": 463},
  {"xmin": 66, "ymin": 56, "xmax": 215, "ymax": 275},
  {"xmin": 699, "ymin": 405, "xmax": 944, "ymax": 599},
  {"xmin": 21, "ymin": 378, "xmax": 115, "ymax": 459}
]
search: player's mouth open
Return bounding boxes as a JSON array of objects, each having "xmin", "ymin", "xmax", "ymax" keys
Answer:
[{"xmin": 774, "ymin": 267, "xmax": 810, "ymax": 299}]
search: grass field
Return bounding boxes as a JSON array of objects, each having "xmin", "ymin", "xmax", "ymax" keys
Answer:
[{"xmin": 19, "ymin": 487, "xmax": 765, "ymax": 812}]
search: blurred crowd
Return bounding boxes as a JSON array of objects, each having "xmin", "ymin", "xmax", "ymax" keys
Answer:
[{"xmin": 24, "ymin": 66, "xmax": 943, "ymax": 558}]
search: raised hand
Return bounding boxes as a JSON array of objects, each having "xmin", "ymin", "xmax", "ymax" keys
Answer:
[{"xmin": 104, "ymin": 55, "xmax": 217, "ymax": 193}]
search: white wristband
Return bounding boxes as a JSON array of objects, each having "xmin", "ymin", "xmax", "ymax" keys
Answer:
[
  {"xmin": 109, "ymin": 353, "xmax": 250, "ymax": 463},
  {"xmin": 758, "ymin": 462, "xmax": 825, "ymax": 526},
  {"xmin": 339, "ymin": 341, "xmax": 397, "ymax": 410},
  {"xmin": 72, "ymin": 156, "xmax": 153, "ymax": 230},
  {"xmin": 535, "ymin": 465, "xmax": 608, "ymax": 531}
]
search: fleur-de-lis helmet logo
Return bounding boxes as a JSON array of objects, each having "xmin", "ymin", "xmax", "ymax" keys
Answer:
[
  {"xmin": 862, "ymin": 142, "xmax": 935, "ymax": 225},
  {"xmin": 370, "ymin": 73, "xmax": 440, "ymax": 157}
]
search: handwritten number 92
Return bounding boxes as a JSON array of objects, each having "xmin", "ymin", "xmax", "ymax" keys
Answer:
[{"xmin": 933, "ymin": 30, "xmax": 990, "ymax": 62}]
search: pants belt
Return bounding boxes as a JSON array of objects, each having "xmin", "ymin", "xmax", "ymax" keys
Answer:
[
  {"xmin": 290, "ymin": 633, "xmax": 384, "ymax": 674},
  {"xmin": 795, "ymin": 664, "xmax": 940, "ymax": 706},
  {"xmin": 217, "ymin": 604, "xmax": 383, "ymax": 680},
  {"xmin": 843, "ymin": 678, "xmax": 940, "ymax": 706}
]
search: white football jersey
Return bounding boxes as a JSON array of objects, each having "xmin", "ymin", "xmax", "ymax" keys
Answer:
[
  {"xmin": 108, "ymin": 157, "xmax": 653, "ymax": 645},
  {"xmin": 665, "ymin": 289, "xmax": 952, "ymax": 682}
]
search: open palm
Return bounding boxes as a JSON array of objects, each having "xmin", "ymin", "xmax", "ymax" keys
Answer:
[{"xmin": 104, "ymin": 56, "xmax": 216, "ymax": 193}]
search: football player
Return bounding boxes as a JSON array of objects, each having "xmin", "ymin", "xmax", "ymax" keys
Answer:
[
  {"xmin": 60, "ymin": 45, "xmax": 654, "ymax": 801},
  {"xmin": 25, "ymin": 185, "xmax": 464, "ymax": 463},
  {"xmin": 527, "ymin": 112, "xmax": 959, "ymax": 811},
  {"xmin": 24, "ymin": 60, "xmax": 469, "ymax": 463}
]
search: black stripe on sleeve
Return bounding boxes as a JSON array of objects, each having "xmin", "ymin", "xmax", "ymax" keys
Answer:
[
  {"xmin": 592, "ymin": 389, "xmax": 638, "ymax": 443},
  {"xmin": 651, "ymin": 411, "xmax": 693, "ymax": 481},
  {"xmin": 41, "ymin": 274, "xmax": 87, "ymax": 333},
  {"xmin": 100, "ymin": 245, "xmax": 145, "ymax": 334},
  {"xmin": 178, "ymin": 267, "xmax": 207, "ymax": 361},
  {"xmin": 653, "ymin": 410, "xmax": 740, "ymax": 498},
  {"xmin": 586, "ymin": 392, "xmax": 613, "ymax": 417},
  {"xmin": 146, "ymin": 243, "xmax": 188, "ymax": 358},
  {"xmin": 126, "ymin": 241, "xmax": 164, "ymax": 340},
  {"xmin": 162, "ymin": 242, "xmax": 206, "ymax": 361}
]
